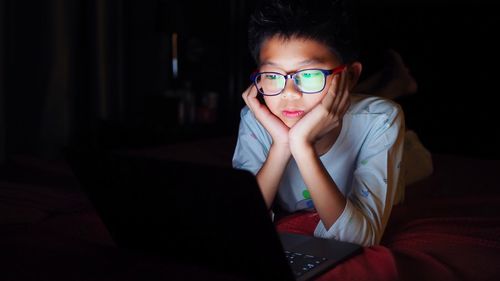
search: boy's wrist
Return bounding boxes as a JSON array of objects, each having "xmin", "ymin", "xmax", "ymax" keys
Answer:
[
  {"xmin": 289, "ymin": 141, "xmax": 315, "ymax": 158},
  {"xmin": 270, "ymin": 142, "xmax": 292, "ymax": 158}
]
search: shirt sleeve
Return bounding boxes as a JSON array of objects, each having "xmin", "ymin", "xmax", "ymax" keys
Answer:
[
  {"xmin": 314, "ymin": 102, "xmax": 405, "ymax": 246},
  {"xmin": 232, "ymin": 106, "xmax": 272, "ymax": 175}
]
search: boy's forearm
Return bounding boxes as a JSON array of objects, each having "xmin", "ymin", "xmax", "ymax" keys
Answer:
[
  {"xmin": 256, "ymin": 143, "xmax": 292, "ymax": 209},
  {"xmin": 291, "ymin": 143, "xmax": 346, "ymax": 229}
]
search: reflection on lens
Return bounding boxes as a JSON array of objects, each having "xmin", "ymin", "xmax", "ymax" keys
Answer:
[
  {"xmin": 258, "ymin": 73, "xmax": 285, "ymax": 95},
  {"xmin": 296, "ymin": 70, "xmax": 325, "ymax": 93}
]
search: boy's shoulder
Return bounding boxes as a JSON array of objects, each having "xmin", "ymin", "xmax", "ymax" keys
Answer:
[
  {"xmin": 238, "ymin": 106, "xmax": 273, "ymax": 144},
  {"xmin": 348, "ymin": 93, "xmax": 403, "ymax": 116},
  {"xmin": 240, "ymin": 105, "xmax": 251, "ymax": 116},
  {"xmin": 239, "ymin": 106, "xmax": 266, "ymax": 131},
  {"xmin": 240, "ymin": 106, "xmax": 256, "ymax": 122}
]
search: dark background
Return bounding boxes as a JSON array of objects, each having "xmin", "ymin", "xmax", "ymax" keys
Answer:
[{"xmin": 1, "ymin": 0, "xmax": 499, "ymax": 165}]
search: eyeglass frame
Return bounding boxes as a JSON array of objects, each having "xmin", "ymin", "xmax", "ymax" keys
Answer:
[{"xmin": 250, "ymin": 65, "xmax": 346, "ymax": 96}]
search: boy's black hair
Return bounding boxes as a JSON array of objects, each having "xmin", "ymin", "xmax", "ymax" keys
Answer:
[{"xmin": 248, "ymin": 0, "xmax": 360, "ymax": 65}]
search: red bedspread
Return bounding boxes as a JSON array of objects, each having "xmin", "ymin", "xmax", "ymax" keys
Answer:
[
  {"xmin": 1, "ymin": 153, "xmax": 499, "ymax": 281},
  {"xmin": 276, "ymin": 197, "xmax": 500, "ymax": 281}
]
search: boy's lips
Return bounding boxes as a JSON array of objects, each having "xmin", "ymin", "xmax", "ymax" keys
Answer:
[{"xmin": 282, "ymin": 110, "xmax": 305, "ymax": 118}]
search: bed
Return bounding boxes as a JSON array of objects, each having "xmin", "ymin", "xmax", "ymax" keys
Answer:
[{"xmin": 1, "ymin": 136, "xmax": 499, "ymax": 281}]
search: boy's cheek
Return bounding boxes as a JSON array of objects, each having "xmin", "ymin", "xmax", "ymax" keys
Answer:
[
  {"xmin": 263, "ymin": 97, "xmax": 278, "ymax": 111},
  {"xmin": 269, "ymin": 106, "xmax": 282, "ymax": 118}
]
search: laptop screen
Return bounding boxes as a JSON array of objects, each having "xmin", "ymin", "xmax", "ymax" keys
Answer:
[{"xmin": 67, "ymin": 148, "xmax": 295, "ymax": 281}]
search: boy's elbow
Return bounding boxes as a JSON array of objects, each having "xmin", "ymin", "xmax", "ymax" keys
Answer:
[
  {"xmin": 361, "ymin": 227, "xmax": 379, "ymax": 247},
  {"xmin": 345, "ymin": 225, "xmax": 378, "ymax": 247},
  {"xmin": 349, "ymin": 219, "xmax": 381, "ymax": 247}
]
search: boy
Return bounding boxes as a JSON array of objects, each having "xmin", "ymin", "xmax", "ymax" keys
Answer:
[{"xmin": 232, "ymin": 0, "xmax": 419, "ymax": 246}]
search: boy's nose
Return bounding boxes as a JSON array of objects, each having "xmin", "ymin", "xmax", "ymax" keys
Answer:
[{"xmin": 281, "ymin": 80, "xmax": 302, "ymax": 99}]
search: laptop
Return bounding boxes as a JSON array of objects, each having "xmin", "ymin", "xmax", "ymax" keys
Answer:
[{"xmin": 66, "ymin": 147, "xmax": 362, "ymax": 281}]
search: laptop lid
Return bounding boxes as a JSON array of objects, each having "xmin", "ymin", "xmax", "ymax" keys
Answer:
[{"xmin": 67, "ymin": 147, "xmax": 296, "ymax": 281}]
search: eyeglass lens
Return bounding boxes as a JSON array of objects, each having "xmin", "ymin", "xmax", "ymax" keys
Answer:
[{"xmin": 256, "ymin": 69, "xmax": 326, "ymax": 95}]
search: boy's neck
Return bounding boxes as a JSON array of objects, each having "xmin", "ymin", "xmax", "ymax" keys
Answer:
[{"xmin": 315, "ymin": 119, "xmax": 343, "ymax": 156}]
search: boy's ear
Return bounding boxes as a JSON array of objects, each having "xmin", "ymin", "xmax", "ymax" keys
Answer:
[{"xmin": 347, "ymin": 62, "xmax": 362, "ymax": 90}]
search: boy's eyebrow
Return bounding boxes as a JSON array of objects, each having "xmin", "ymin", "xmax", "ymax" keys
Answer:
[
  {"xmin": 260, "ymin": 58, "xmax": 327, "ymax": 68},
  {"xmin": 297, "ymin": 58, "xmax": 327, "ymax": 66}
]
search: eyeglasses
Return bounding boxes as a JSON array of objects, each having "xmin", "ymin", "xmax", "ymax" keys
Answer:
[{"xmin": 250, "ymin": 65, "xmax": 346, "ymax": 96}]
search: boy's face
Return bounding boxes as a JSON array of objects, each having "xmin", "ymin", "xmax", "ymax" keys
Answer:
[{"xmin": 259, "ymin": 36, "xmax": 343, "ymax": 128}]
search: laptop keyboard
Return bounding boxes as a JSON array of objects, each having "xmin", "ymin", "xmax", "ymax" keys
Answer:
[{"xmin": 284, "ymin": 250, "xmax": 328, "ymax": 277}]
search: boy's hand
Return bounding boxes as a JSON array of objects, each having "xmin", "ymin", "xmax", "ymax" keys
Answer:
[
  {"xmin": 242, "ymin": 85, "xmax": 290, "ymax": 146},
  {"xmin": 288, "ymin": 68, "xmax": 350, "ymax": 151}
]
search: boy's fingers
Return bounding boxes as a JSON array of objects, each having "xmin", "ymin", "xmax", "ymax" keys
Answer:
[
  {"xmin": 322, "ymin": 74, "xmax": 338, "ymax": 109},
  {"xmin": 339, "ymin": 92, "xmax": 351, "ymax": 116},
  {"xmin": 242, "ymin": 85, "xmax": 261, "ymax": 113},
  {"xmin": 330, "ymin": 69, "xmax": 347, "ymax": 112},
  {"xmin": 338, "ymin": 73, "xmax": 351, "ymax": 112},
  {"xmin": 242, "ymin": 84, "xmax": 254, "ymax": 100}
]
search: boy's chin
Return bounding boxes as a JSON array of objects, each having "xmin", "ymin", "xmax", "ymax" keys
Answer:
[
  {"xmin": 278, "ymin": 114, "xmax": 304, "ymax": 128},
  {"xmin": 282, "ymin": 119, "xmax": 298, "ymax": 128}
]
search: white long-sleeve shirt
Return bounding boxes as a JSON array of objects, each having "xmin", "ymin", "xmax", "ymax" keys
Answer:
[{"xmin": 232, "ymin": 94, "xmax": 405, "ymax": 246}]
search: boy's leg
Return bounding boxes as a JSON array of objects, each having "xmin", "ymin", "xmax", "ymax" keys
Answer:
[
  {"xmin": 354, "ymin": 49, "xmax": 433, "ymax": 188},
  {"xmin": 354, "ymin": 49, "xmax": 418, "ymax": 99}
]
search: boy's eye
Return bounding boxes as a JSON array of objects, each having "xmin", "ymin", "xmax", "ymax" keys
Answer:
[{"xmin": 264, "ymin": 74, "xmax": 278, "ymax": 80}]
